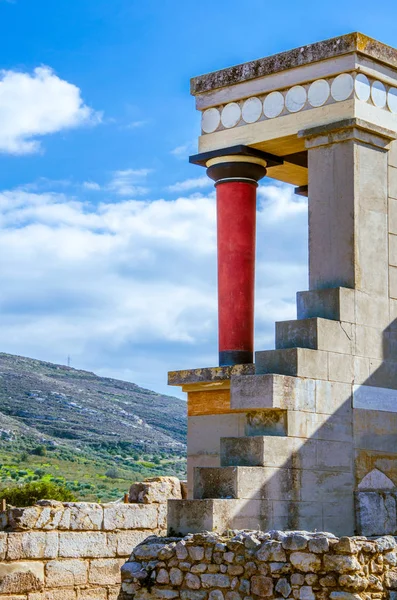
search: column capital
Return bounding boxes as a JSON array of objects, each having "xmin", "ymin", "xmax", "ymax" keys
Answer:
[
  {"xmin": 190, "ymin": 144, "xmax": 282, "ymax": 187},
  {"xmin": 299, "ymin": 118, "xmax": 397, "ymax": 151}
]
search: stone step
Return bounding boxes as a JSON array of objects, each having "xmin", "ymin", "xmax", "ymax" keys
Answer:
[
  {"xmin": 297, "ymin": 287, "xmax": 355, "ymax": 322},
  {"xmin": 275, "ymin": 317, "xmax": 354, "ymax": 354},
  {"xmin": 167, "ymin": 498, "xmax": 275, "ymax": 536},
  {"xmin": 255, "ymin": 347, "xmax": 328, "ymax": 380},
  {"xmin": 220, "ymin": 436, "xmax": 300, "ymax": 467},
  {"xmin": 193, "ymin": 466, "xmax": 297, "ymax": 502},
  {"xmin": 230, "ymin": 373, "xmax": 315, "ymax": 412}
]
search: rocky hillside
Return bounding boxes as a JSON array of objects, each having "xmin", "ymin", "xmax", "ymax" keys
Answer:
[
  {"xmin": 0, "ymin": 353, "xmax": 187, "ymax": 501},
  {"xmin": 0, "ymin": 352, "xmax": 186, "ymax": 450}
]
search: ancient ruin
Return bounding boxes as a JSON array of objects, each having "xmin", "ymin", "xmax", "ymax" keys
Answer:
[{"xmin": 167, "ymin": 32, "xmax": 397, "ymax": 538}]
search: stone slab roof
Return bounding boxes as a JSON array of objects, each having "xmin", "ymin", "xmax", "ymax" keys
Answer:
[{"xmin": 191, "ymin": 32, "xmax": 397, "ymax": 95}]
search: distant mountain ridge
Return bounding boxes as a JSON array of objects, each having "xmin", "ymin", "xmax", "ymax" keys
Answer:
[{"xmin": 0, "ymin": 352, "xmax": 187, "ymax": 452}]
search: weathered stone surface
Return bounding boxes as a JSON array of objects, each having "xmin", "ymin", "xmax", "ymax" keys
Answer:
[
  {"xmin": 103, "ymin": 503, "xmax": 158, "ymax": 530},
  {"xmin": 58, "ymin": 532, "xmax": 113, "ymax": 558},
  {"xmin": 129, "ymin": 477, "xmax": 182, "ymax": 504},
  {"xmin": 275, "ymin": 577, "xmax": 292, "ymax": 598},
  {"xmin": 290, "ymin": 552, "xmax": 321, "ymax": 572},
  {"xmin": 64, "ymin": 503, "xmax": 103, "ymax": 530},
  {"xmin": 7, "ymin": 531, "xmax": 59, "ymax": 560},
  {"xmin": 201, "ymin": 574, "xmax": 231, "ymax": 588},
  {"xmin": 0, "ymin": 532, "xmax": 7, "ymax": 560},
  {"xmin": 45, "ymin": 558, "xmax": 88, "ymax": 587},
  {"xmin": 251, "ymin": 575, "xmax": 273, "ymax": 597},
  {"xmin": 88, "ymin": 558, "xmax": 124, "ymax": 585},
  {"xmin": 0, "ymin": 562, "xmax": 44, "ymax": 594},
  {"xmin": 257, "ymin": 541, "xmax": 286, "ymax": 562},
  {"xmin": 323, "ymin": 554, "xmax": 361, "ymax": 573}
]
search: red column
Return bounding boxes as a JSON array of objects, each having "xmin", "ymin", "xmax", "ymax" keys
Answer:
[
  {"xmin": 206, "ymin": 156, "xmax": 267, "ymax": 366},
  {"xmin": 217, "ymin": 181, "xmax": 256, "ymax": 366}
]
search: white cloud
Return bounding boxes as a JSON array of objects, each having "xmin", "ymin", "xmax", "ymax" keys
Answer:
[
  {"xmin": 107, "ymin": 168, "xmax": 151, "ymax": 196},
  {"xmin": 126, "ymin": 120, "xmax": 150, "ymax": 129},
  {"xmin": 168, "ymin": 176, "xmax": 212, "ymax": 193},
  {"xmin": 0, "ymin": 181, "xmax": 307, "ymax": 395},
  {"xmin": 0, "ymin": 66, "xmax": 101, "ymax": 154},
  {"xmin": 171, "ymin": 140, "xmax": 197, "ymax": 159},
  {"xmin": 83, "ymin": 181, "xmax": 101, "ymax": 191}
]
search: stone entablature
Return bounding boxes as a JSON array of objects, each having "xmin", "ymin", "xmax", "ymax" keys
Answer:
[
  {"xmin": 120, "ymin": 530, "xmax": 397, "ymax": 600},
  {"xmin": 200, "ymin": 74, "xmax": 397, "ymax": 136}
]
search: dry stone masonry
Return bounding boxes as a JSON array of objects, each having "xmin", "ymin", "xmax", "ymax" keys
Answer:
[
  {"xmin": 120, "ymin": 530, "xmax": 397, "ymax": 600},
  {"xmin": 0, "ymin": 477, "xmax": 183, "ymax": 598}
]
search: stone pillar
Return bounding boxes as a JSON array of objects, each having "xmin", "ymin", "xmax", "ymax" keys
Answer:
[
  {"xmin": 206, "ymin": 155, "xmax": 267, "ymax": 365},
  {"xmin": 299, "ymin": 119, "xmax": 394, "ymax": 297}
]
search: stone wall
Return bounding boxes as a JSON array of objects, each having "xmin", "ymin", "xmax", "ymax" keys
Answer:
[
  {"xmin": 120, "ymin": 530, "xmax": 397, "ymax": 600},
  {"xmin": 0, "ymin": 477, "xmax": 183, "ymax": 599}
]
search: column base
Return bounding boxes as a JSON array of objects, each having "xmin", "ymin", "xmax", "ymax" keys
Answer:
[{"xmin": 219, "ymin": 350, "xmax": 253, "ymax": 366}]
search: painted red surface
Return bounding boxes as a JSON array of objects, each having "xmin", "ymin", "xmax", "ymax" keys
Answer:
[{"xmin": 217, "ymin": 180, "xmax": 256, "ymax": 357}]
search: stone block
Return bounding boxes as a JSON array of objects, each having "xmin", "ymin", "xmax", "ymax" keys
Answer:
[
  {"xmin": 355, "ymin": 291, "xmax": 390, "ymax": 329},
  {"xmin": 103, "ymin": 503, "xmax": 158, "ymax": 530},
  {"xmin": 358, "ymin": 209, "xmax": 388, "ymax": 296},
  {"xmin": 43, "ymin": 590, "xmax": 77, "ymax": 600},
  {"xmin": 287, "ymin": 410, "xmax": 353, "ymax": 442},
  {"xmin": 75, "ymin": 590, "xmax": 106, "ymax": 600},
  {"xmin": 354, "ymin": 407, "xmax": 397, "ymax": 453},
  {"xmin": 187, "ymin": 414, "xmax": 246, "ymax": 455},
  {"xmin": 353, "ymin": 356, "xmax": 370, "ymax": 385},
  {"xmin": 193, "ymin": 466, "xmax": 300, "ymax": 502},
  {"xmin": 355, "ymin": 491, "xmax": 397, "ymax": 536},
  {"xmin": 328, "ymin": 352, "xmax": 353, "ymax": 384},
  {"xmin": 63, "ymin": 503, "xmax": 103, "ymax": 530},
  {"xmin": 300, "ymin": 469, "xmax": 354, "ymax": 503},
  {"xmin": 391, "ymin": 266, "xmax": 397, "ymax": 299},
  {"xmin": 367, "ymin": 359, "xmax": 397, "ymax": 388},
  {"xmin": 255, "ymin": 348, "xmax": 328, "ymax": 380},
  {"xmin": 390, "ymin": 165, "xmax": 397, "ymax": 200},
  {"xmin": 167, "ymin": 499, "xmax": 234, "ymax": 536},
  {"xmin": 390, "ymin": 141, "xmax": 397, "ymax": 169},
  {"xmin": 0, "ymin": 562, "xmax": 44, "ymax": 594},
  {"xmin": 391, "ymin": 234, "xmax": 397, "ymax": 267},
  {"xmin": 7, "ymin": 506, "xmax": 42, "ymax": 530},
  {"xmin": 296, "ymin": 287, "xmax": 355, "ymax": 322},
  {"xmin": 58, "ymin": 532, "xmax": 114, "ymax": 558},
  {"xmin": 354, "ymin": 325, "xmax": 383, "ymax": 359},
  {"xmin": 390, "ymin": 198, "xmax": 397, "ymax": 234},
  {"xmin": 129, "ymin": 477, "xmax": 182, "ymax": 503},
  {"xmin": 315, "ymin": 380, "xmax": 352, "ymax": 415},
  {"xmin": 0, "ymin": 532, "xmax": 6, "ymax": 559},
  {"xmin": 88, "ymin": 558, "xmax": 124, "ymax": 585},
  {"xmin": 45, "ymin": 559, "xmax": 88, "ymax": 587},
  {"xmin": 7, "ymin": 531, "xmax": 59, "ymax": 560},
  {"xmin": 315, "ymin": 440, "xmax": 353, "ymax": 471},
  {"xmin": 187, "ymin": 455, "xmax": 220, "ymax": 499},
  {"xmin": 245, "ymin": 409, "xmax": 287, "ymax": 437},
  {"xmin": 220, "ymin": 436, "xmax": 316, "ymax": 470},
  {"xmin": 230, "ymin": 373, "xmax": 315, "ymax": 412},
  {"xmin": 276, "ymin": 318, "xmax": 354, "ymax": 355}
]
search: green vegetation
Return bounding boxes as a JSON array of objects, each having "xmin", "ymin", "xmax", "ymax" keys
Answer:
[
  {"xmin": 0, "ymin": 352, "xmax": 187, "ymax": 503},
  {"xmin": 0, "ymin": 480, "xmax": 76, "ymax": 507},
  {"xmin": 0, "ymin": 440, "xmax": 186, "ymax": 502}
]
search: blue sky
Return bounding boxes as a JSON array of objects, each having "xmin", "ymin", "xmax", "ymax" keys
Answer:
[{"xmin": 0, "ymin": 0, "xmax": 395, "ymax": 397}]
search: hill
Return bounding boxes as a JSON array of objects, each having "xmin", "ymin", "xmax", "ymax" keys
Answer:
[{"xmin": 0, "ymin": 353, "xmax": 187, "ymax": 502}]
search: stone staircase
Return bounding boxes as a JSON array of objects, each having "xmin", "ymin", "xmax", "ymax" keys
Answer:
[{"xmin": 168, "ymin": 287, "xmax": 357, "ymax": 537}]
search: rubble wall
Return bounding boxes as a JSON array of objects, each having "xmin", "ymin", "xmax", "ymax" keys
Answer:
[{"xmin": 120, "ymin": 530, "xmax": 397, "ymax": 600}]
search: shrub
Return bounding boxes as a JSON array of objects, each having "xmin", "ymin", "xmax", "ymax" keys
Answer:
[
  {"xmin": 105, "ymin": 467, "xmax": 120, "ymax": 479},
  {"xmin": 0, "ymin": 481, "xmax": 76, "ymax": 507},
  {"xmin": 31, "ymin": 445, "xmax": 47, "ymax": 457}
]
